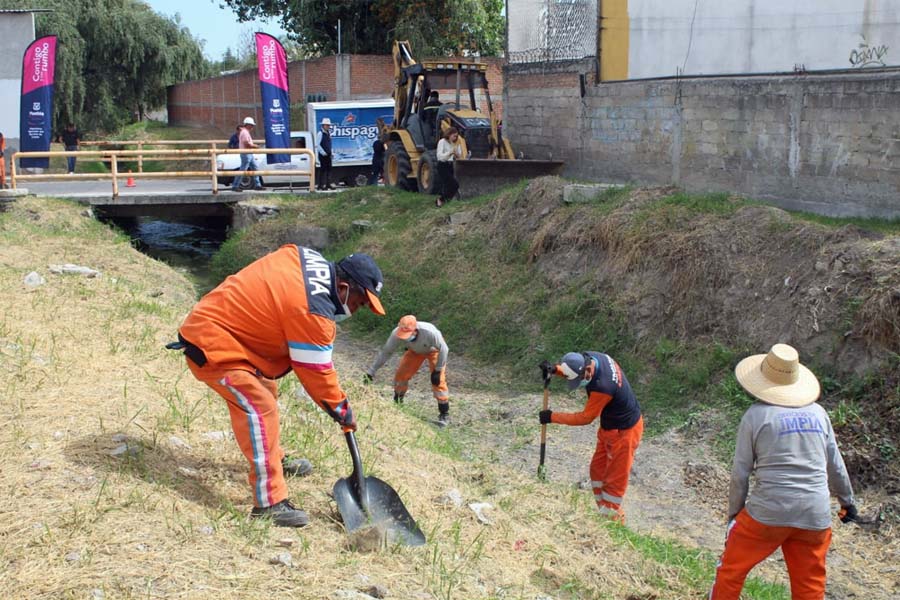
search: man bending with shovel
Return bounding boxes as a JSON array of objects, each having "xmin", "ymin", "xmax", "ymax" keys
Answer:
[
  {"xmin": 538, "ymin": 351, "xmax": 643, "ymax": 522},
  {"xmin": 364, "ymin": 315, "xmax": 451, "ymax": 426},
  {"xmin": 174, "ymin": 246, "xmax": 385, "ymax": 527}
]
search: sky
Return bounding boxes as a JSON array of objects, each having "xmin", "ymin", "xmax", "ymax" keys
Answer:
[{"xmin": 144, "ymin": 0, "xmax": 288, "ymax": 60}]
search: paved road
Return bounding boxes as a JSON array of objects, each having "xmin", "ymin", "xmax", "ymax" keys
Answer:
[{"xmin": 22, "ymin": 178, "xmax": 312, "ymax": 199}]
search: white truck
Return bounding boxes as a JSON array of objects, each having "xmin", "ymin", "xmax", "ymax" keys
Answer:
[
  {"xmin": 307, "ymin": 99, "xmax": 394, "ymax": 187},
  {"xmin": 216, "ymin": 130, "xmax": 313, "ymax": 189}
]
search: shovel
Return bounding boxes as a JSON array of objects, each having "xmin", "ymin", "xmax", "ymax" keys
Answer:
[
  {"xmin": 333, "ymin": 430, "xmax": 426, "ymax": 546},
  {"xmin": 537, "ymin": 374, "xmax": 551, "ymax": 481}
]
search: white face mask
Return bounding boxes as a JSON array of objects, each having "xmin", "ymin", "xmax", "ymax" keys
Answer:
[{"xmin": 334, "ymin": 286, "xmax": 352, "ymax": 322}]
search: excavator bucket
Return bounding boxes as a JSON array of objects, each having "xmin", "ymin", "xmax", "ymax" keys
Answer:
[{"xmin": 453, "ymin": 158, "xmax": 565, "ymax": 198}]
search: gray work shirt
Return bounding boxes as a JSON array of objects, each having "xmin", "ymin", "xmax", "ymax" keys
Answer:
[
  {"xmin": 728, "ymin": 401, "xmax": 855, "ymax": 530},
  {"xmin": 367, "ymin": 321, "xmax": 449, "ymax": 375}
]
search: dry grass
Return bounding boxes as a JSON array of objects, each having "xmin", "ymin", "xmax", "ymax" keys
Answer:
[{"xmin": 0, "ymin": 196, "xmax": 753, "ymax": 599}]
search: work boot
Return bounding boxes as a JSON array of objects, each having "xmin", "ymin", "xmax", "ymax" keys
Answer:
[
  {"xmin": 282, "ymin": 457, "xmax": 313, "ymax": 477},
  {"xmin": 437, "ymin": 402, "xmax": 450, "ymax": 427},
  {"xmin": 393, "ymin": 392, "xmax": 404, "ymax": 404},
  {"xmin": 250, "ymin": 499, "xmax": 309, "ymax": 527}
]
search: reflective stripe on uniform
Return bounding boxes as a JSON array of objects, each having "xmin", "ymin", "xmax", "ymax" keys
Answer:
[
  {"xmin": 591, "ymin": 480, "xmax": 604, "ymax": 489},
  {"xmin": 222, "ymin": 378, "xmax": 273, "ymax": 507},
  {"xmin": 433, "ymin": 391, "xmax": 449, "ymax": 400},
  {"xmin": 597, "ymin": 504, "xmax": 618, "ymax": 516},
  {"xmin": 601, "ymin": 491, "xmax": 623, "ymax": 505}
]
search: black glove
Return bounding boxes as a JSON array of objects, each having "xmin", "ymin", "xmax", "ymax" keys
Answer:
[
  {"xmin": 539, "ymin": 360, "xmax": 555, "ymax": 381},
  {"xmin": 430, "ymin": 370, "xmax": 442, "ymax": 386},
  {"xmin": 539, "ymin": 409, "xmax": 553, "ymax": 425},
  {"xmin": 840, "ymin": 505, "xmax": 858, "ymax": 523},
  {"xmin": 362, "ymin": 372, "xmax": 373, "ymax": 384}
]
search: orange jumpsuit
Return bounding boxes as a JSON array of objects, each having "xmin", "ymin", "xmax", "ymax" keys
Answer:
[
  {"xmin": 552, "ymin": 352, "xmax": 643, "ymax": 522},
  {"xmin": 179, "ymin": 245, "xmax": 354, "ymax": 508}
]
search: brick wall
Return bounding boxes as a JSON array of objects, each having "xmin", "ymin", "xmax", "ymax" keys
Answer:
[
  {"xmin": 505, "ymin": 65, "xmax": 900, "ymax": 218},
  {"xmin": 168, "ymin": 55, "xmax": 507, "ymax": 130}
]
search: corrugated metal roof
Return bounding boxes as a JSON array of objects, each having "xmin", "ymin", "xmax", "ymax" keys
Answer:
[{"xmin": 0, "ymin": 9, "xmax": 52, "ymax": 13}]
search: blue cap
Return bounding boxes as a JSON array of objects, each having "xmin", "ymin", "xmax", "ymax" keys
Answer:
[
  {"xmin": 336, "ymin": 253, "xmax": 385, "ymax": 315},
  {"xmin": 559, "ymin": 352, "xmax": 588, "ymax": 390}
]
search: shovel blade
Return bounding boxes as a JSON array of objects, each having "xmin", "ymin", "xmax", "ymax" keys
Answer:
[{"xmin": 333, "ymin": 475, "xmax": 426, "ymax": 546}]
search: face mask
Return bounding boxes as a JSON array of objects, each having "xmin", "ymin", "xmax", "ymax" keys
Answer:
[
  {"xmin": 334, "ymin": 286, "xmax": 352, "ymax": 322},
  {"xmin": 578, "ymin": 378, "xmax": 589, "ymax": 389},
  {"xmin": 407, "ymin": 334, "xmax": 417, "ymax": 342}
]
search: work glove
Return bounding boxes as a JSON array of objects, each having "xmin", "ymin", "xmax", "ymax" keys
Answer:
[
  {"xmin": 539, "ymin": 409, "xmax": 553, "ymax": 425},
  {"xmin": 539, "ymin": 360, "xmax": 555, "ymax": 381},
  {"xmin": 362, "ymin": 372, "xmax": 373, "ymax": 384},
  {"xmin": 839, "ymin": 505, "xmax": 859, "ymax": 523},
  {"xmin": 430, "ymin": 369, "xmax": 442, "ymax": 386}
]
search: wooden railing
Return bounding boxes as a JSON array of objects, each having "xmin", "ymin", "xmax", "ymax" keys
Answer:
[
  {"xmin": 79, "ymin": 140, "xmax": 267, "ymax": 173},
  {"xmin": 11, "ymin": 147, "xmax": 315, "ymax": 197}
]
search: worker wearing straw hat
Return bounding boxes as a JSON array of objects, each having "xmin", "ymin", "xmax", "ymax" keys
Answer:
[
  {"xmin": 710, "ymin": 343, "xmax": 857, "ymax": 600},
  {"xmin": 364, "ymin": 315, "xmax": 451, "ymax": 426},
  {"xmin": 538, "ymin": 351, "xmax": 643, "ymax": 522}
]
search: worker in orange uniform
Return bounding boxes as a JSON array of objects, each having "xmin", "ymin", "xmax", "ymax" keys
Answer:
[
  {"xmin": 364, "ymin": 315, "xmax": 451, "ymax": 426},
  {"xmin": 709, "ymin": 344, "xmax": 857, "ymax": 600},
  {"xmin": 173, "ymin": 245, "xmax": 386, "ymax": 527},
  {"xmin": 539, "ymin": 351, "xmax": 643, "ymax": 522}
]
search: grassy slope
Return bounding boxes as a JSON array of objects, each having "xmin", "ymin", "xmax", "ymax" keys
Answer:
[
  {"xmin": 215, "ymin": 185, "xmax": 897, "ymax": 462},
  {"xmin": 0, "ymin": 198, "xmax": 790, "ymax": 599}
]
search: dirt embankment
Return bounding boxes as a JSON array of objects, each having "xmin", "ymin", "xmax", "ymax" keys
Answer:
[
  {"xmin": 486, "ymin": 178, "xmax": 900, "ymax": 374},
  {"xmin": 465, "ymin": 178, "xmax": 900, "ymax": 491}
]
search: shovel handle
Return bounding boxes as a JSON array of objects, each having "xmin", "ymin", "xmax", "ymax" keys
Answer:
[
  {"xmin": 344, "ymin": 431, "xmax": 369, "ymax": 514},
  {"xmin": 538, "ymin": 376, "xmax": 550, "ymax": 479}
]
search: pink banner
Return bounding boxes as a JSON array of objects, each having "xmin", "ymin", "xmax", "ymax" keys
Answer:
[
  {"xmin": 256, "ymin": 32, "xmax": 288, "ymax": 92},
  {"xmin": 22, "ymin": 36, "xmax": 56, "ymax": 97}
]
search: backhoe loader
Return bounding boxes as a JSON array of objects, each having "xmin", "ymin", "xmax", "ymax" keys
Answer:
[{"xmin": 384, "ymin": 41, "xmax": 563, "ymax": 196}]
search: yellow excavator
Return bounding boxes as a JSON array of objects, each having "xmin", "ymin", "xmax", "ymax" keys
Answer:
[{"xmin": 384, "ymin": 41, "xmax": 563, "ymax": 196}]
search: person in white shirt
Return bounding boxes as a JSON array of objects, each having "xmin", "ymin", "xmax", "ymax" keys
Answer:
[
  {"xmin": 315, "ymin": 118, "xmax": 334, "ymax": 190},
  {"xmin": 435, "ymin": 127, "xmax": 463, "ymax": 207}
]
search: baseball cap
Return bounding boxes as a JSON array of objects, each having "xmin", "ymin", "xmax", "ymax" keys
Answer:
[
  {"xmin": 395, "ymin": 315, "xmax": 417, "ymax": 339},
  {"xmin": 337, "ymin": 253, "xmax": 385, "ymax": 315},
  {"xmin": 559, "ymin": 352, "xmax": 588, "ymax": 390},
  {"xmin": 243, "ymin": 116, "xmax": 256, "ymax": 126}
]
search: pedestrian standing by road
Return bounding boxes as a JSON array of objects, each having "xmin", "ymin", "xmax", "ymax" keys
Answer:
[
  {"xmin": 709, "ymin": 343, "xmax": 857, "ymax": 600},
  {"xmin": 0, "ymin": 132, "xmax": 6, "ymax": 188},
  {"xmin": 172, "ymin": 246, "xmax": 386, "ymax": 527},
  {"xmin": 369, "ymin": 137, "xmax": 385, "ymax": 185},
  {"xmin": 538, "ymin": 351, "xmax": 643, "ymax": 522},
  {"xmin": 435, "ymin": 126, "xmax": 462, "ymax": 207},
  {"xmin": 364, "ymin": 315, "xmax": 452, "ymax": 426},
  {"xmin": 316, "ymin": 117, "xmax": 334, "ymax": 190},
  {"xmin": 58, "ymin": 123, "xmax": 80, "ymax": 174},
  {"xmin": 227, "ymin": 125, "xmax": 241, "ymax": 149},
  {"xmin": 232, "ymin": 117, "xmax": 262, "ymax": 192}
]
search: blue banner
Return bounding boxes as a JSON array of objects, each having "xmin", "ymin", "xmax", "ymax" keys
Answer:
[
  {"xmin": 255, "ymin": 33, "xmax": 290, "ymax": 164},
  {"xmin": 19, "ymin": 35, "xmax": 57, "ymax": 169}
]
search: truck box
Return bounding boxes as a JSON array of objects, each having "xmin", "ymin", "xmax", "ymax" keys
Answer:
[{"xmin": 307, "ymin": 100, "xmax": 394, "ymax": 186}]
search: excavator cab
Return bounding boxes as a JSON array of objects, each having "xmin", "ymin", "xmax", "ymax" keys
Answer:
[{"xmin": 385, "ymin": 41, "xmax": 562, "ymax": 196}]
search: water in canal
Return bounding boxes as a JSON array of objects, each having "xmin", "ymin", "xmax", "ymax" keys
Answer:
[{"xmin": 105, "ymin": 215, "xmax": 230, "ymax": 294}]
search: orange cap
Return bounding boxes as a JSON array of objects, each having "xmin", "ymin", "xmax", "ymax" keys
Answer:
[{"xmin": 395, "ymin": 315, "xmax": 417, "ymax": 339}]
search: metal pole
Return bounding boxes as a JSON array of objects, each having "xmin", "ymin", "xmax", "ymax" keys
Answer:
[
  {"xmin": 10, "ymin": 153, "xmax": 17, "ymax": 189},
  {"xmin": 137, "ymin": 141, "xmax": 143, "ymax": 173},
  {"xmin": 455, "ymin": 66, "xmax": 462, "ymax": 110},
  {"xmin": 337, "ymin": 19, "xmax": 341, "ymax": 54},
  {"xmin": 111, "ymin": 154, "xmax": 119, "ymax": 198}
]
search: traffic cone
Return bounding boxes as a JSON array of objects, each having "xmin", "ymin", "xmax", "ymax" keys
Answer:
[{"xmin": 126, "ymin": 170, "xmax": 136, "ymax": 187}]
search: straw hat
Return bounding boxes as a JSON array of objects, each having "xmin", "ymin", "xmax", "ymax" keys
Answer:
[{"xmin": 734, "ymin": 344, "xmax": 820, "ymax": 407}]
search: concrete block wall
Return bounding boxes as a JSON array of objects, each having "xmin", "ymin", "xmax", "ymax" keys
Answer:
[
  {"xmin": 168, "ymin": 55, "xmax": 506, "ymax": 131},
  {"xmin": 505, "ymin": 66, "xmax": 900, "ymax": 218}
]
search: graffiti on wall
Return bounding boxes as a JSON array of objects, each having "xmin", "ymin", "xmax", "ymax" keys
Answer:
[{"xmin": 849, "ymin": 36, "xmax": 888, "ymax": 68}]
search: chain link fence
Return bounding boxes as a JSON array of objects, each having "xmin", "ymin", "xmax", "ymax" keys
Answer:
[{"xmin": 508, "ymin": 0, "xmax": 598, "ymax": 64}]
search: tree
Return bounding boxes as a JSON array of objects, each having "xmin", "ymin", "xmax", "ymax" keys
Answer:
[
  {"xmin": 0, "ymin": 0, "xmax": 211, "ymax": 132},
  {"xmin": 220, "ymin": 0, "xmax": 505, "ymax": 57}
]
